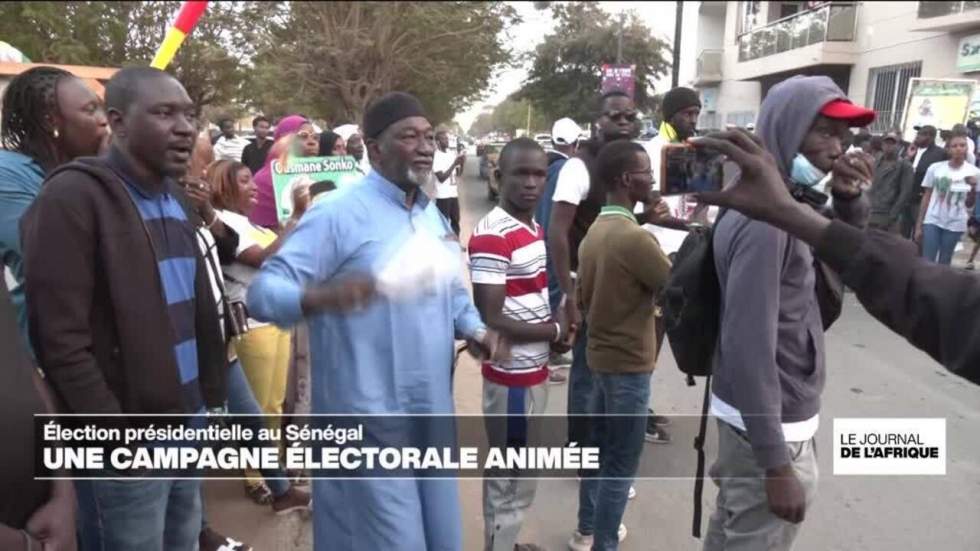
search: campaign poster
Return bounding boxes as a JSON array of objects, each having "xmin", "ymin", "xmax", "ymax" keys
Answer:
[
  {"xmin": 901, "ymin": 78, "xmax": 976, "ymax": 142},
  {"xmin": 271, "ymin": 155, "xmax": 362, "ymax": 221},
  {"xmin": 601, "ymin": 64, "xmax": 636, "ymax": 98}
]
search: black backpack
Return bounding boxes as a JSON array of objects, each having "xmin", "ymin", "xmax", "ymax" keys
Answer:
[{"xmin": 661, "ymin": 208, "xmax": 728, "ymax": 539}]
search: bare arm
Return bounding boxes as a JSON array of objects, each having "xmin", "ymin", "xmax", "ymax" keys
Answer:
[
  {"xmin": 472, "ymin": 283, "xmax": 558, "ymax": 344},
  {"xmin": 547, "ymin": 202, "xmax": 577, "ymax": 297},
  {"xmin": 914, "ymin": 187, "xmax": 933, "ymax": 237},
  {"xmin": 236, "ymin": 230, "xmax": 291, "ymax": 268}
]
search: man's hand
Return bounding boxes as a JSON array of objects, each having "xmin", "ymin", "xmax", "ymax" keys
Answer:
[
  {"xmin": 642, "ymin": 198, "xmax": 673, "ymax": 227},
  {"xmin": 26, "ymin": 482, "xmax": 77, "ymax": 551},
  {"xmin": 301, "ymin": 275, "xmax": 377, "ymax": 314},
  {"xmin": 467, "ymin": 328, "xmax": 509, "ymax": 363},
  {"xmin": 914, "ymin": 225, "xmax": 924, "ymax": 244},
  {"xmin": 765, "ymin": 464, "xmax": 807, "ymax": 524},
  {"xmin": 828, "ymin": 151, "xmax": 874, "ymax": 198},
  {"xmin": 688, "ymin": 130, "xmax": 792, "ymax": 225},
  {"xmin": 179, "ymin": 176, "xmax": 216, "ymax": 224}
]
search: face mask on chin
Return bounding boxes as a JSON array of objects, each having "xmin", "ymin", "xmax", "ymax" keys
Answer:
[{"xmin": 789, "ymin": 153, "xmax": 827, "ymax": 188}]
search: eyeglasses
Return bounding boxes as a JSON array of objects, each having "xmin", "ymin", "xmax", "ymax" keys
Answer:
[
  {"xmin": 604, "ymin": 110, "xmax": 638, "ymax": 122},
  {"xmin": 624, "ymin": 170, "xmax": 652, "ymax": 180},
  {"xmin": 296, "ymin": 131, "xmax": 318, "ymax": 140}
]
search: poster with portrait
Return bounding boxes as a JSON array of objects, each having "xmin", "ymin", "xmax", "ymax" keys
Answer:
[
  {"xmin": 271, "ymin": 156, "xmax": 362, "ymax": 221},
  {"xmin": 601, "ymin": 64, "xmax": 636, "ymax": 98},
  {"xmin": 901, "ymin": 78, "xmax": 976, "ymax": 142}
]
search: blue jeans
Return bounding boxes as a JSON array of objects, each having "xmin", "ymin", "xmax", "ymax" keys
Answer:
[
  {"xmin": 201, "ymin": 359, "xmax": 290, "ymax": 530},
  {"xmin": 577, "ymin": 371, "xmax": 652, "ymax": 550},
  {"xmin": 76, "ymin": 477, "xmax": 202, "ymax": 550},
  {"xmin": 566, "ymin": 321, "xmax": 595, "ymax": 446},
  {"xmin": 921, "ymin": 223, "xmax": 963, "ymax": 265}
]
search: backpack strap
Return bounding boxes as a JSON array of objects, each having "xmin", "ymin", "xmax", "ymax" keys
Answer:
[{"xmin": 692, "ymin": 375, "xmax": 712, "ymax": 538}]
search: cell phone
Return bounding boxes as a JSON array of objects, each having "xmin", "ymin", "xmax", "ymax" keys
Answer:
[{"xmin": 660, "ymin": 143, "xmax": 726, "ymax": 196}]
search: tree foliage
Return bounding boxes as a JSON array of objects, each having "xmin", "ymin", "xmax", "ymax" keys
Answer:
[
  {"xmin": 516, "ymin": 1, "xmax": 671, "ymax": 124},
  {"xmin": 248, "ymin": 2, "xmax": 519, "ymax": 126},
  {"xmin": 0, "ymin": 1, "xmax": 257, "ymax": 109}
]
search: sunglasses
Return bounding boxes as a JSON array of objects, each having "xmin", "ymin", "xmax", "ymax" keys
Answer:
[{"xmin": 604, "ymin": 110, "xmax": 638, "ymax": 122}]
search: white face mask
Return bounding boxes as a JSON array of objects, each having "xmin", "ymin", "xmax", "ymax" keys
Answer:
[{"xmin": 789, "ymin": 153, "xmax": 826, "ymax": 187}]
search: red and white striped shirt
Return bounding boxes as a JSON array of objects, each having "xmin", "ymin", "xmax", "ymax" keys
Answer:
[{"xmin": 468, "ymin": 207, "xmax": 551, "ymax": 387}]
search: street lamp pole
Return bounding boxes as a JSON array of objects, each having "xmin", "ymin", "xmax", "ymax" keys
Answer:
[
  {"xmin": 672, "ymin": 0, "xmax": 683, "ymax": 88},
  {"xmin": 616, "ymin": 12, "xmax": 624, "ymax": 64}
]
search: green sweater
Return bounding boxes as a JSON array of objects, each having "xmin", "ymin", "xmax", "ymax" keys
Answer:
[{"xmin": 577, "ymin": 206, "xmax": 672, "ymax": 374}]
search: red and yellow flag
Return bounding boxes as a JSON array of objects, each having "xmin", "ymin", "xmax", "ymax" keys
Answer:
[{"xmin": 150, "ymin": 1, "xmax": 209, "ymax": 70}]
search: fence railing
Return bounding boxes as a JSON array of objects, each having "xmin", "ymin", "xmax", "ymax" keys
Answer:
[{"xmin": 737, "ymin": 2, "xmax": 857, "ymax": 62}]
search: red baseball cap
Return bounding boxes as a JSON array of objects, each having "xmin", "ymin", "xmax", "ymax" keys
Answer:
[{"xmin": 820, "ymin": 99, "xmax": 876, "ymax": 127}]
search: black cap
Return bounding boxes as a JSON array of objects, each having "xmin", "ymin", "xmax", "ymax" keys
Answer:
[
  {"xmin": 363, "ymin": 92, "xmax": 428, "ymax": 139},
  {"xmin": 914, "ymin": 124, "xmax": 937, "ymax": 136}
]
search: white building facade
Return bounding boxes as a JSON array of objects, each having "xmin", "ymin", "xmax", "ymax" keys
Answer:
[{"xmin": 693, "ymin": 1, "xmax": 980, "ymax": 133}]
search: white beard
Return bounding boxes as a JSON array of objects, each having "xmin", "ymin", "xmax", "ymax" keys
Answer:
[{"xmin": 407, "ymin": 167, "xmax": 436, "ymax": 198}]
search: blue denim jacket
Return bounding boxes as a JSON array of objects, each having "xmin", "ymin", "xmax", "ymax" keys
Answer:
[{"xmin": 0, "ymin": 149, "xmax": 44, "ymax": 347}]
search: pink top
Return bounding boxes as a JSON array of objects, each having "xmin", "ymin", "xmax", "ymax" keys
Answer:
[{"xmin": 249, "ymin": 115, "xmax": 308, "ymax": 229}]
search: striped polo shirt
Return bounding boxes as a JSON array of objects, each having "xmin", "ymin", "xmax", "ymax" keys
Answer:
[
  {"xmin": 469, "ymin": 206, "xmax": 551, "ymax": 387},
  {"xmin": 122, "ymin": 179, "xmax": 203, "ymax": 413}
]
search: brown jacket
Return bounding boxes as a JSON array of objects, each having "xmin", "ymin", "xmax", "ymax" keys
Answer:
[{"xmin": 20, "ymin": 154, "xmax": 227, "ymax": 415}]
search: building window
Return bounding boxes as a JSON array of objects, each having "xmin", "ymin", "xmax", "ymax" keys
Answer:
[
  {"xmin": 699, "ymin": 112, "xmax": 722, "ymax": 131},
  {"xmin": 737, "ymin": 1, "xmax": 762, "ymax": 39},
  {"xmin": 866, "ymin": 61, "xmax": 922, "ymax": 133},
  {"xmin": 725, "ymin": 111, "xmax": 757, "ymax": 128}
]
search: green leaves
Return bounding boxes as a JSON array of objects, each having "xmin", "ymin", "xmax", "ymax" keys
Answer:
[{"xmin": 516, "ymin": 2, "xmax": 671, "ymax": 124}]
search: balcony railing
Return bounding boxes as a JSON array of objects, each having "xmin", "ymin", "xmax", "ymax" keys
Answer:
[
  {"xmin": 918, "ymin": 1, "xmax": 980, "ymax": 18},
  {"xmin": 696, "ymin": 49, "xmax": 723, "ymax": 83},
  {"xmin": 737, "ymin": 2, "xmax": 857, "ymax": 62}
]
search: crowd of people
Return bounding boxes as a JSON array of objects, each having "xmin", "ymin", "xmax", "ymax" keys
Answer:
[
  {"xmin": 848, "ymin": 121, "xmax": 980, "ymax": 269},
  {"xmin": 0, "ymin": 62, "xmax": 979, "ymax": 551}
]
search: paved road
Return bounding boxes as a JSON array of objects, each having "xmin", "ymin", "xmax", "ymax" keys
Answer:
[{"xmin": 206, "ymin": 158, "xmax": 980, "ymax": 550}]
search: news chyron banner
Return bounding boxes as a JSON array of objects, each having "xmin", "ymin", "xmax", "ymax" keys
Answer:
[
  {"xmin": 36, "ymin": 415, "xmax": 947, "ymax": 480},
  {"xmin": 37, "ymin": 415, "xmax": 612, "ymax": 480}
]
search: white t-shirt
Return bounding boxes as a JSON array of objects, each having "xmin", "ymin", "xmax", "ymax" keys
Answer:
[
  {"xmin": 213, "ymin": 136, "xmax": 251, "ymax": 162},
  {"xmin": 217, "ymin": 210, "xmax": 277, "ymax": 327},
  {"xmin": 551, "ymin": 157, "xmax": 590, "ymax": 205},
  {"xmin": 433, "ymin": 148, "xmax": 458, "ymax": 199},
  {"xmin": 922, "ymin": 161, "xmax": 980, "ymax": 232}
]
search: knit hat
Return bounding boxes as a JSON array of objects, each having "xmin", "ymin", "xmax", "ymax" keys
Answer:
[
  {"xmin": 661, "ymin": 87, "xmax": 701, "ymax": 122},
  {"xmin": 363, "ymin": 92, "xmax": 428, "ymax": 139}
]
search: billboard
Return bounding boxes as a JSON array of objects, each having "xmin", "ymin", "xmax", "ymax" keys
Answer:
[
  {"xmin": 900, "ymin": 78, "xmax": 976, "ymax": 142},
  {"xmin": 601, "ymin": 64, "xmax": 636, "ymax": 98}
]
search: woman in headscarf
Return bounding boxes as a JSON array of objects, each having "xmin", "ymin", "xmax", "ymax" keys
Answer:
[
  {"xmin": 318, "ymin": 130, "xmax": 346, "ymax": 157},
  {"xmin": 249, "ymin": 115, "xmax": 319, "ymax": 230}
]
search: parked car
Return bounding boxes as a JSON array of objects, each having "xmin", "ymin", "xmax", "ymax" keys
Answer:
[
  {"xmin": 534, "ymin": 133, "xmax": 552, "ymax": 149},
  {"xmin": 480, "ymin": 142, "xmax": 505, "ymax": 201}
]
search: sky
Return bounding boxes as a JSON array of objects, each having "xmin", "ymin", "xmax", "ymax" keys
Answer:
[{"xmin": 454, "ymin": 1, "xmax": 700, "ymax": 132}]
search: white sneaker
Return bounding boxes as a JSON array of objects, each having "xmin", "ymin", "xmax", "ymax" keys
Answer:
[
  {"xmin": 567, "ymin": 525, "xmax": 627, "ymax": 551},
  {"xmin": 628, "ymin": 485, "xmax": 636, "ymax": 499}
]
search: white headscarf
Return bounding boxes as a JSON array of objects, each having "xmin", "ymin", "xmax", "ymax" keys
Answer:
[{"xmin": 334, "ymin": 124, "xmax": 360, "ymax": 143}]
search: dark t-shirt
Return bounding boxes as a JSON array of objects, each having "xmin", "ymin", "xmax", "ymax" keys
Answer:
[
  {"xmin": 0, "ymin": 279, "xmax": 50, "ymax": 527},
  {"xmin": 241, "ymin": 138, "xmax": 273, "ymax": 175}
]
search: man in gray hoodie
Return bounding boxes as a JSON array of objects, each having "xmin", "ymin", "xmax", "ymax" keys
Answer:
[{"xmin": 704, "ymin": 75, "xmax": 873, "ymax": 551}]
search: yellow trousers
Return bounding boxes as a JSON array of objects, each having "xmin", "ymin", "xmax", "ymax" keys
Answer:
[{"xmin": 235, "ymin": 324, "xmax": 291, "ymax": 488}]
